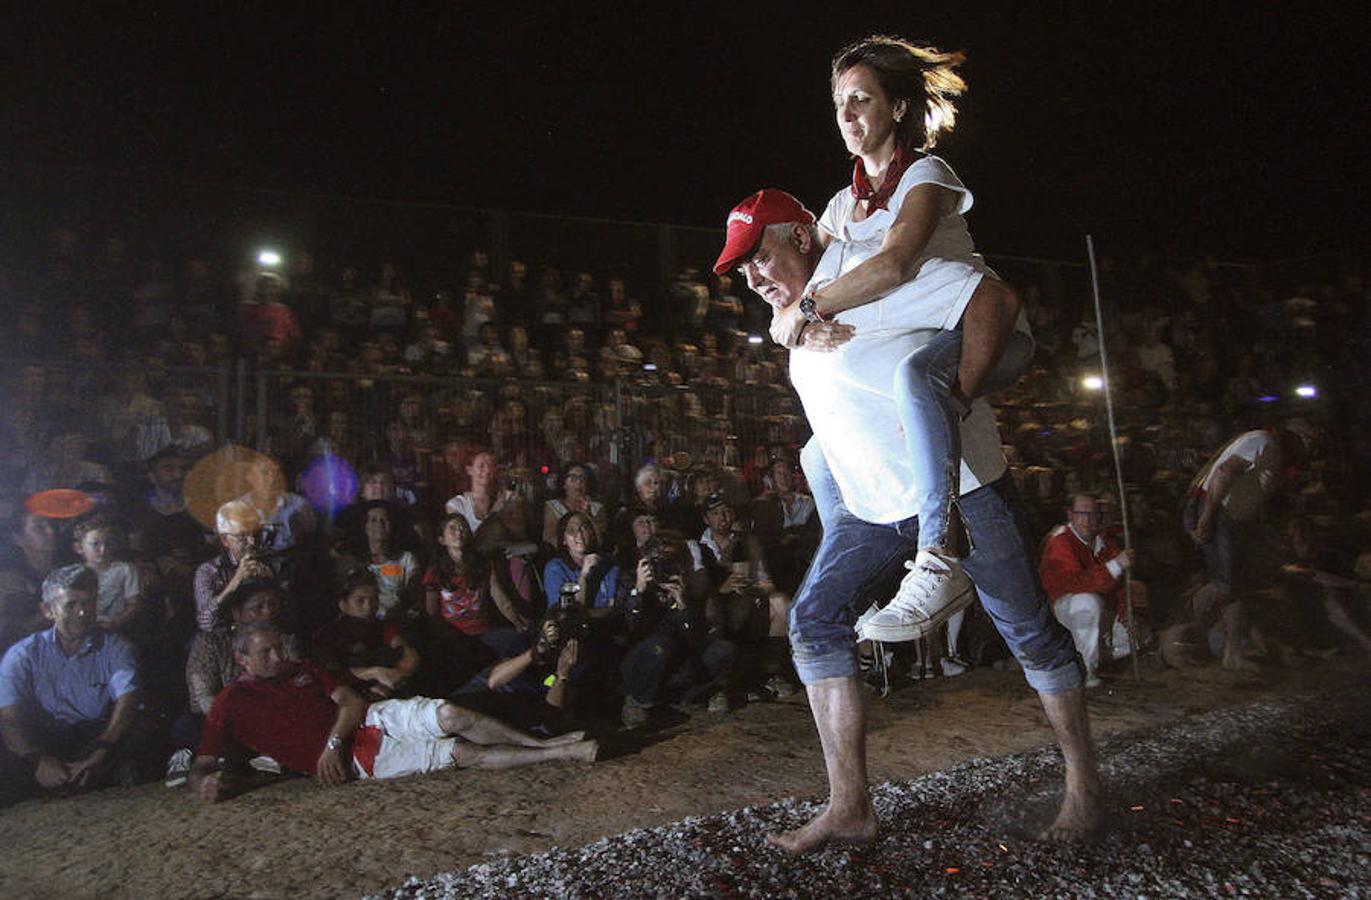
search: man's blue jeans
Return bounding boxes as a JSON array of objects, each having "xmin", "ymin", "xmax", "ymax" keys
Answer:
[
  {"xmin": 894, "ymin": 329, "xmax": 1034, "ymax": 550},
  {"xmin": 790, "ymin": 440, "xmax": 1080, "ymax": 694}
]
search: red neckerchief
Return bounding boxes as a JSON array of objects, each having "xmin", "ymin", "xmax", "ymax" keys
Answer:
[{"xmin": 851, "ymin": 143, "xmax": 918, "ymax": 212}]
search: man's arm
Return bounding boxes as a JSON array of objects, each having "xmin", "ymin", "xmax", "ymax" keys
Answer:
[
  {"xmin": 1192, "ymin": 456, "xmax": 1252, "ymax": 542},
  {"xmin": 188, "ymin": 753, "xmax": 228, "ymax": 803},
  {"xmin": 317, "ymin": 684, "xmax": 367, "ymax": 786},
  {"xmin": 1039, "ymin": 534, "xmax": 1124, "ymax": 601},
  {"xmin": 489, "ymin": 569, "xmax": 531, "ymax": 631},
  {"xmin": 0, "ymin": 704, "xmax": 72, "ymax": 789}
]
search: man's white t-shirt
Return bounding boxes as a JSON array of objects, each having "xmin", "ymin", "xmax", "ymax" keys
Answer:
[
  {"xmin": 1198, "ymin": 430, "xmax": 1281, "ymax": 522},
  {"xmin": 789, "ymin": 154, "xmax": 1011, "ymax": 524}
]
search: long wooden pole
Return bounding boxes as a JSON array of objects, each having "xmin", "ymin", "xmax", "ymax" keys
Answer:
[{"xmin": 1086, "ymin": 235, "xmax": 1140, "ymax": 679}]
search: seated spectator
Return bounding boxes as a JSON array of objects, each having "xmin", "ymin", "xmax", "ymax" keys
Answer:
[
  {"xmin": 1039, "ymin": 493, "xmax": 1149, "ymax": 687},
  {"xmin": 751, "ymin": 456, "xmax": 819, "ymax": 595},
  {"xmin": 543, "ymin": 512, "xmax": 621, "ymax": 612},
  {"xmin": 423, "ymin": 514, "xmax": 531, "ymax": 657},
  {"xmin": 613, "ymin": 462, "xmax": 670, "ymax": 563},
  {"xmin": 668, "ymin": 468, "xmax": 718, "ymax": 538},
  {"xmin": 167, "ymin": 578, "xmax": 301, "ymax": 785},
  {"xmin": 0, "ymin": 511, "xmax": 60, "ymax": 653},
  {"xmin": 358, "ymin": 461, "xmax": 419, "ymax": 509},
  {"xmin": 618, "ymin": 530, "xmax": 736, "ymax": 726},
  {"xmin": 238, "ymin": 274, "xmax": 301, "ymax": 360},
  {"xmin": 444, "ymin": 450, "xmax": 511, "ymax": 540},
  {"xmin": 602, "ymin": 276, "xmax": 641, "ymax": 334},
  {"xmin": 129, "ymin": 446, "xmax": 211, "ymax": 605},
  {"xmin": 466, "ymin": 322, "xmax": 512, "ymax": 376},
  {"xmin": 333, "ymin": 501, "xmax": 421, "ymax": 621},
  {"xmin": 696, "ymin": 493, "xmax": 792, "ymax": 694},
  {"xmin": 23, "ymin": 427, "xmax": 112, "ymax": 494},
  {"xmin": 71, "ymin": 517, "xmax": 147, "ymax": 637},
  {"xmin": 0, "ymin": 566, "xmax": 151, "ymax": 805},
  {"xmin": 193, "ymin": 501, "xmax": 274, "ymax": 632},
  {"xmin": 188, "ymin": 622, "xmax": 595, "ymax": 801},
  {"xmin": 542, "ymin": 463, "xmax": 607, "ymax": 550},
  {"xmin": 312, "ymin": 570, "xmax": 420, "ymax": 699}
]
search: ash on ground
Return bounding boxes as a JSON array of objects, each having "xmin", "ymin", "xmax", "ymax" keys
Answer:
[{"xmin": 382, "ymin": 693, "xmax": 1371, "ymax": 899}]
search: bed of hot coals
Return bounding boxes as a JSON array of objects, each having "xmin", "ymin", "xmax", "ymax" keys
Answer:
[{"xmin": 382, "ymin": 693, "xmax": 1371, "ymax": 898}]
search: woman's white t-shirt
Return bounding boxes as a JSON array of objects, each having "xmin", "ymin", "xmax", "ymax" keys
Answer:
[{"xmin": 789, "ymin": 154, "xmax": 1012, "ymax": 524}]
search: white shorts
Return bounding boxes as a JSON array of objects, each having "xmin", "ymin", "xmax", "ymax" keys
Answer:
[{"xmin": 353, "ymin": 697, "xmax": 458, "ymax": 780}]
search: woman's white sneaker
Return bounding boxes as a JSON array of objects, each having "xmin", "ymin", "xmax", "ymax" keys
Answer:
[{"xmin": 860, "ymin": 549, "xmax": 975, "ymax": 643}]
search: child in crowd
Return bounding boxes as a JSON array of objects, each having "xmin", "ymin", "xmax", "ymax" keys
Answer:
[
  {"xmin": 312, "ymin": 570, "xmax": 419, "ymax": 699},
  {"xmin": 72, "ymin": 517, "xmax": 145, "ymax": 634}
]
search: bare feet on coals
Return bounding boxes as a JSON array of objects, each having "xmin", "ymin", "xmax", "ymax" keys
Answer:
[
  {"xmin": 1038, "ymin": 778, "xmax": 1105, "ymax": 842},
  {"xmin": 766, "ymin": 803, "xmax": 878, "ymax": 854}
]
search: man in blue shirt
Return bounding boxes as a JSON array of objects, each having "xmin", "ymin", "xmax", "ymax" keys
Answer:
[{"xmin": 0, "ymin": 565, "xmax": 143, "ymax": 804}]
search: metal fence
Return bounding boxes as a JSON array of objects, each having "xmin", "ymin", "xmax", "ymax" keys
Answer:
[
  {"xmin": 251, "ymin": 367, "xmax": 621, "ymax": 495},
  {"xmin": 0, "ymin": 358, "xmax": 231, "ymax": 458}
]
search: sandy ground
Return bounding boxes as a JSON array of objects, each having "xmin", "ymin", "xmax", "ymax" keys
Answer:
[{"xmin": 0, "ymin": 656, "xmax": 1366, "ymax": 899}]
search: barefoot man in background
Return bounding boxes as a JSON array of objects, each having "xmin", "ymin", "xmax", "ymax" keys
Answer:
[{"xmin": 714, "ymin": 190, "xmax": 1103, "ymax": 851}]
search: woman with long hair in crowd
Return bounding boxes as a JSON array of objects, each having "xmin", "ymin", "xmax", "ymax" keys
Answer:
[
  {"xmin": 337, "ymin": 500, "xmax": 421, "ymax": 621},
  {"xmin": 421, "ymin": 512, "xmax": 530, "ymax": 661},
  {"xmin": 541, "ymin": 463, "xmax": 606, "ymax": 550}
]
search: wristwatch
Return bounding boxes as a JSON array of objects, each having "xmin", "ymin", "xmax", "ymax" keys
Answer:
[
  {"xmin": 325, "ymin": 735, "xmax": 344, "ymax": 752},
  {"xmin": 798, "ymin": 294, "xmax": 826, "ymax": 325}
]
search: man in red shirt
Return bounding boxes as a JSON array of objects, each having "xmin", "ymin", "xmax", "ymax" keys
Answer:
[
  {"xmin": 1039, "ymin": 494, "xmax": 1148, "ymax": 687},
  {"xmin": 187, "ymin": 623, "xmax": 595, "ymax": 802}
]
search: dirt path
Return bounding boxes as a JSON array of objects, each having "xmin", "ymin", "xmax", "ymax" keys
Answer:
[{"xmin": 0, "ymin": 659, "xmax": 1363, "ymax": 898}]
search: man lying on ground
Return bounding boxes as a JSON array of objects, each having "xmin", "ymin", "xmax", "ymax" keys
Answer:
[{"xmin": 188, "ymin": 622, "xmax": 596, "ymax": 802}]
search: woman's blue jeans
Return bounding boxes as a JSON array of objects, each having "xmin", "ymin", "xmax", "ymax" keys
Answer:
[{"xmin": 894, "ymin": 329, "xmax": 1034, "ymax": 551}]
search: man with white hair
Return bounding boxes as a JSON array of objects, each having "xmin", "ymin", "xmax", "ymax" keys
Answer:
[
  {"xmin": 192, "ymin": 500, "xmax": 274, "ymax": 632},
  {"xmin": 715, "ymin": 189, "xmax": 1099, "ymax": 851}
]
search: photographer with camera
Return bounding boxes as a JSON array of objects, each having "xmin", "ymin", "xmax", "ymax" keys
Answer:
[
  {"xmin": 696, "ymin": 493, "xmax": 795, "ymax": 698},
  {"xmin": 484, "ymin": 512, "xmax": 621, "ymax": 714},
  {"xmin": 619, "ymin": 529, "xmax": 737, "ymax": 728},
  {"xmin": 193, "ymin": 501, "xmax": 276, "ymax": 633}
]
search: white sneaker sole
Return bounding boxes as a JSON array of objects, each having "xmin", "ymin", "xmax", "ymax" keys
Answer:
[{"xmin": 858, "ymin": 583, "xmax": 977, "ymax": 643}]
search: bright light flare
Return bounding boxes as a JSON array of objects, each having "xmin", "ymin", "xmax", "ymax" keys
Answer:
[
  {"xmin": 747, "ymin": 334, "xmax": 764, "ymax": 345},
  {"xmin": 1081, "ymin": 375, "xmax": 1104, "ymax": 391},
  {"xmin": 257, "ymin": 249, "xmax": 283, "ymax": 267},
  {"xmin": 1295, "ymin": 384, "xmax": 1317, "ymax": 398}
]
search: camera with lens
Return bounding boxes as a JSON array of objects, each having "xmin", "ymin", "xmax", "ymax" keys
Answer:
[
  {"xmin": 532, "ymin": 581, "xmax": 593, "ymax": 667},
  {"xmin": 642, "ymin": 535, "xmax": 683, "ymax": 585}
]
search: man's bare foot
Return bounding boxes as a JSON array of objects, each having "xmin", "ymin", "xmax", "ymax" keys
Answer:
[
  {"xmin": 765, "ymin": 805, "xmax": 877, "ymax": 854},
  {"xmin": 567, "ymin": 739, "xmax": 598, "ymax": 763},
  {"xmin": 1038, "ymin": 782, "xmax": 1104, "ymax": 842}
]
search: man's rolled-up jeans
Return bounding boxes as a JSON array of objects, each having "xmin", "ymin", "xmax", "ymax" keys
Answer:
[{"xmin": 789, "ymin": 440, "xmax": 1080, "ymax": 694}]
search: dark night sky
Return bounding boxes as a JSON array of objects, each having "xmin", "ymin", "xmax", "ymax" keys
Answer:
[{"xmin": 3, "ymin": 1, "xmax": 1366, "ymax": 261}]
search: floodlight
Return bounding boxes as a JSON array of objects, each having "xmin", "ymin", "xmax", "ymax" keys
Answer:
[{"xmin": 1081, "ymin": 375, "xmax": 1104, "ymax": 391}]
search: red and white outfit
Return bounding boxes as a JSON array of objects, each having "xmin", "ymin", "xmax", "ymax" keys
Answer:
[
  {"xmin": 1039, "ymin": 525, "xmax": 1144, "ymax": 679},
  {"xmin": 199, "ymin": 661, "xmax": 457, "ymax": 781}
]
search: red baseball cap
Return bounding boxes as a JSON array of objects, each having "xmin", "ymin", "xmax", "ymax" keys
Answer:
[{"xmin": 712, "ymin": 189, "xmax": 816, "ymax": 275}]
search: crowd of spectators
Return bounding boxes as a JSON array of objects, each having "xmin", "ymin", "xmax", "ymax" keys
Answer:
[{"xmin": 0, "ymin": 223, "xmax": 1368, "ymax": 805}]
